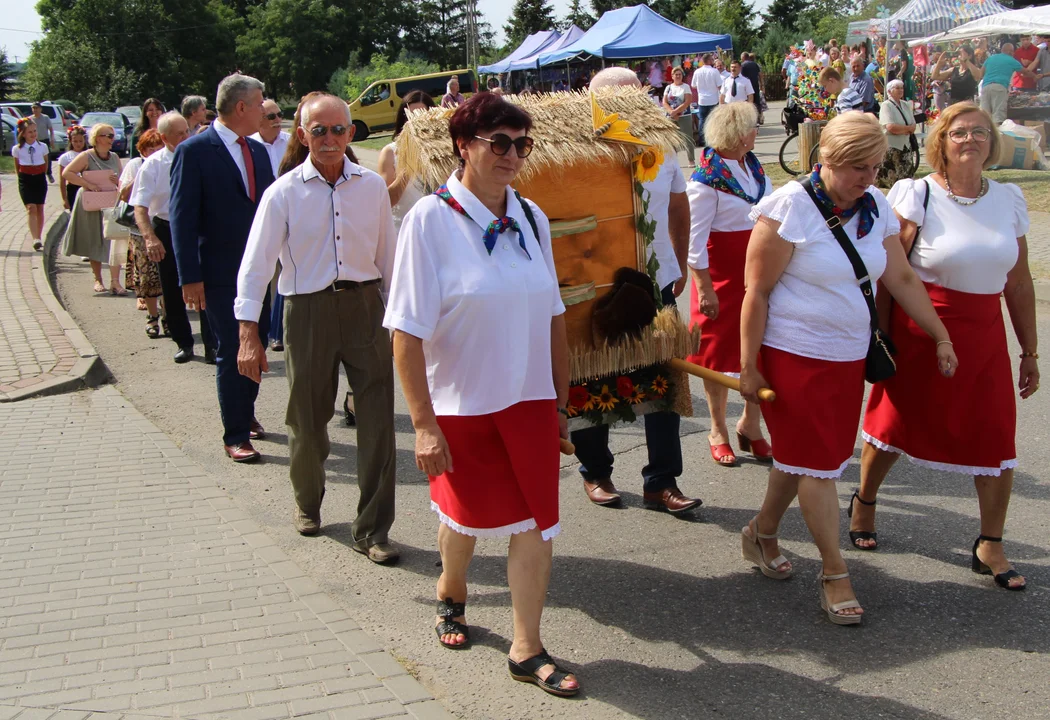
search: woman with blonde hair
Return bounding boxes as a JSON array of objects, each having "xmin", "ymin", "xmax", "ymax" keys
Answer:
[
  {"xmin": 61, "ymin": 123, "xmax": 125, "ymax": 295},
  {"xmin": 739, "ymin": 112, "xmax": 957, "ymax": 624},
  {"xmin": 686, "ymin": 101, "xmax": 773, "ymax": 466},
  {"xmin": 853, "ymin": 103, "xmax": 1037, "ymax": 591}
]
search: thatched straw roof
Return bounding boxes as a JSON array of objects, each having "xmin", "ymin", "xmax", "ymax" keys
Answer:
[{"xmin": 395, "ymin": 87, "xmax": 688, "ymax": 189}]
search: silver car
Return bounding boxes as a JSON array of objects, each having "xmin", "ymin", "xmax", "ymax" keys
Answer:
[{"xmin": 0, "ymin": 115, "xmax": 15, "ymax": 154}]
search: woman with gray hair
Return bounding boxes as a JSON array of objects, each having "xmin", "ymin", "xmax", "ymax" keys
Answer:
[
  {"xmin": 686, "ymin": 101, "xmax": 773, "ymax": 468},
  {"xmin": 878, "ymin": 79, "xmax": 917, "ymax": 188},
  {"xmin": 62, "ymin": 123, "xmax": 126, "ymax": 295}
]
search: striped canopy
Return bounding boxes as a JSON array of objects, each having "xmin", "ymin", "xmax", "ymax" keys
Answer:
[{"xmin": 889, "ymin": 0, "xmax": 1010, "ymax": 38}]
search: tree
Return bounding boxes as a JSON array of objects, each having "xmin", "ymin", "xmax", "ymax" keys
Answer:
[
  {"xmin": 403, "ymin": 0, "xmax": 493, "ymax": 70},
  {"xmin": 591, "ymin": 0, "xmax": 642, "ymax": 17},
  {"xmin": 563, "ymin": 0, "xmax": 595, "ymax": 30},
  {"xmin": 650, "ymin": 0, "xmax": 693, "ymax": 24},
  {"xmin": 0, "ymin": 49, "xmax": 14, "ymax": 102},
  {"xmin": 504, "ymin": 0, "xmax": 557, "ymax": 47},
  {"xmin": 761, "ymin": 0, "xmax": 807, "ymax": 30},
  {"xmin": 686, "ymin": 0, "xmax": 756, "ymax": 53}
]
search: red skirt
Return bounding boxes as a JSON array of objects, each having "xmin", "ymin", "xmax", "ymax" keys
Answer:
[
  {"xmin": 687, "ymin": 229, "xmax": 751, "ymax": 374},
  {"xmin": 430, "ymin": 400, "xmax": 561, "ymax": 540},
  {"xmin": 863, "ymin": 284, "xmax": 1016, "ymax": 475},
  {"xmin": 759, "ymin": 346, "xmax": 866, "ymax": 478}
]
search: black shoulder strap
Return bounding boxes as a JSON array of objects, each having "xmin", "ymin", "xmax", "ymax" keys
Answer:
[
  {"xmin": 908, "ymin": 178, "xmax": 930, "ymax": 259},
  {"xmin": 798, "ymin": 176, "xmax": 879, "ymax": 331},
  {"xmin": 514, "ymin": 190, "xmax": 541, "ymax": 245}
]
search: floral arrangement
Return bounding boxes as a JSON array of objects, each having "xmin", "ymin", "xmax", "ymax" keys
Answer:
[
  {"xmin": 633, "ymin": 149, "xmax": 664, "ymax": 310},
  {"xmin": 567, "ymin": 363, "xmax": 673, "ymax": 426},
  {"xmin": 792, "ymin": 66, "xmax": 832, "ymax": 121}
]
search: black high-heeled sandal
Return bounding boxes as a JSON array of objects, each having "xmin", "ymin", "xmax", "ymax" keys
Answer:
[
  {"xmin": 343, "ymin": 391, "xmax": 356, "ymax": 427},
  {"xmin": 971, "ymin": 535, "xmax": 1026, "ymax": 591},
  {"xmin": 847, "ymin": 490, "xmax": 878, "ymax": 551},
  {"xmin": 508, "ymin": 648, "xmax": 579, "ymax": 697},
  {"xmin": 435, "ymin": 597, "xmax": 470, "ymax": 649},
  {"xmin": 145, "ymin": 315, "xmax": 161, "ymax": 339}
]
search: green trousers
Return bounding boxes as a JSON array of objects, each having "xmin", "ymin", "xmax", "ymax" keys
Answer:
[{"xmin": 284, "ymin": 283, "xmax": 396, "ymax": 547}]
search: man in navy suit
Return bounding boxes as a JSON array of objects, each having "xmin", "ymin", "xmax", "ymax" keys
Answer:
[{"xmin": 170, "ymin": 73, "xmax": 274, "ymax": 463}]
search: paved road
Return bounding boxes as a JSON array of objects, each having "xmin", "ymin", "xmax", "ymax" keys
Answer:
[{"xmin": 53, "ymin": 209, "xmax": 1050, "ymax": 720}]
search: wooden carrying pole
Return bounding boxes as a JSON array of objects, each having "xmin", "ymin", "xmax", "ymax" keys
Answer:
[{"xmin": 669, "ymin": 358, "xmax": 777, "ymax": 402}]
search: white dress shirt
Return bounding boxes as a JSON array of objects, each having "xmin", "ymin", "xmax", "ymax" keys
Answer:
[
  {"xmin": 250, "ymin": 130, "xmax": 291, "ymax": 177},
  {"xmin": 383, "ymin": 171, "xmax": 565, "ymax": 417},
  {"xmin": 643, "ymin": 154, "xmax": 687, "ymax": 289},
  {"xmin": 691, "ymin": 65, "xmax": 723, "ymax": 106},
  {"xmin": 129, "ymin": 146, "xmax": 175, "ymax": 221},
  {"xmin": 235, "ymin": 155, "xmax": 396, "ymax": 324},
  {"xmin": 213, "ymin": 119, "xmax": 250, "ymax": 195},
  {"xmin": 721, "ymin": 75, "xmax": 754, "ymax": 103},
  {"xmin": 687, "ymin": 158, "xmax": 772, "ymax": 270}
]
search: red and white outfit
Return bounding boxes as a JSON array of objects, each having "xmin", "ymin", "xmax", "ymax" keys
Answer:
[
  {"xmin": 686, "ymin": 157, "xmax": 773, "ymax": 376},
  {"xmin": 750, "ymin": 182, "xmax": 900, "ymax": 478},
  {"xmin": 863, "ymin": 178, "xmax": 1028, "ymax": 476},
  {"xmin": 383, "ymin": 171, "xmax": 566, "ymax": 540}
]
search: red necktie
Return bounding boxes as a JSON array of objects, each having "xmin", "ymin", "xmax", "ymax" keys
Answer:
[{"xmin": 236, "ymin": 136, "xmax": 256, "ymax": 202}]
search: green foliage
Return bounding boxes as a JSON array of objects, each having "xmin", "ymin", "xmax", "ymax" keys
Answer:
[
  {"xmin": 404, "ymin": 0, "xmax": 495, "ymax": 71},
  {"xmin": 336, "ymin": 52, "xmax": 441, "ymax": 102},
  {"xmin": 0, "ymin": 50, "xmax": 14, "ymax": 102},
  {"xmin": 754, "ymin": 22, "xmax": 797, "ymax": 76},
  {"xmin": 685, "ymin": 0, "xmax": 756, "ymax": 53},
  {"xmin": 563, "ymin": 0, "xmax": 595, "ymax": 30},
  {"xmin": 504, "ymin": 0, "xmax": 557, "ymax": 47},
  {"xmin": 591, "ymin": 0, "xmax": 640, "ymax": 16},
  {"xmin": 761, "ymin": 0, "xmax": 807, "ymax": 31}
]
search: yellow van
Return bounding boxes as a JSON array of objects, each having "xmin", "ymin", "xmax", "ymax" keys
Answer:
[{"xmin": 349, "ymin": 69, "xmax": 476, "ymax": 139}]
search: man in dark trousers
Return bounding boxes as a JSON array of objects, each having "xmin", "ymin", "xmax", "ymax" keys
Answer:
[{"xmin": 170, "ymin": 73, "xmax": 274, "ymax": 463}]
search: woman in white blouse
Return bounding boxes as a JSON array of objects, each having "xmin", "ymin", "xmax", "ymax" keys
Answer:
[
  {"xmin": 686, "ymin": 102, "xmax": 773, "ymax": 467},
  {"xmin": 377, "ymin": 90, "xmax": 435, "ymax": 229},
  {"xmin": 856, "ymin": 103, "xmax": 1038, "ymax": 591},
  {"xmin": 384, "ymin": 94, "xmax": 577, "ymax": 696},
  {"xmin": 739, "ymin": 113, "xmax": 957, "ymax": 625},
  {"xmin": 662, "ymin": 66, "xmax": 694, "ymax": 164}
]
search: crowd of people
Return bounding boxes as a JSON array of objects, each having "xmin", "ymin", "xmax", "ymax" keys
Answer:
[{"xmin": 6, "ymin": 59, "xmax": 1041, "ymax": 697}]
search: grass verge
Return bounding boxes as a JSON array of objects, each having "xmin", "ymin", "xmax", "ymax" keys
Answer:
[
  {"xmin": 0, "ymin": 156, "xmax": 14, "ymax": 174},
  {"xmin": 351, "ymin": 135, "xmax": 394, "ymax": 152}
]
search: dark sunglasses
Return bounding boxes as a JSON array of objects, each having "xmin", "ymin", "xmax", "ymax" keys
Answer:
[
  {"xmin": 97, "ymin": 133, "xmax": 115, "ymax": 139},
  {"xmin": 307, "ymin": 124, "xmax": 348, "ymax": 138},
  {"xmin": 474, "ymin": 134, "xmax": 534, "ymax": 158},
  {"xmin": 264, "ymin": 112, "xmax": 282, "ymax": 121}
]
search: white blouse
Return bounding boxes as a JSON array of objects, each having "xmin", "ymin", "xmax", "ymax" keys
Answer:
[
  {"xmin": 687, "ymin": 158, "xmax": 773, "ymax": 269},
  {"xmin": 750, "ymin": 182, "xmax": 901, "ymax": 362},
  {"xmin": 383, "ymin": 171, "xmax": 565, "ymax": 417},
  {"xmin": 119, "ymin": 156, "xmax": 145, "ymax": 191},
  {"xmin": 385, "ymin": 142, "xmax": 425, "ymax": 229},
  {"xmin": 11, "ymin": 142, "xmax": 48, "ymax": 167},
  {"xmin": 888, "ymin": 178, "xmax": 1027, "ymax": 295},
  {"xmin": 58, "ymin": 149, "xmax": 82, "ymax": 168}
]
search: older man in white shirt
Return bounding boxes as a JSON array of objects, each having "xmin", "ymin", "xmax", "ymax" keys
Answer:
[
  {"xmin": 691, "ymin": 53, "xmax": 723, "ymax": 146},
  {"xmin": 130, "ymin": 111, "xmax": 213, "ymax": 364},
  {"xmin": 235, "ymin": 93, "xmax": 399, "ymax": 563}
]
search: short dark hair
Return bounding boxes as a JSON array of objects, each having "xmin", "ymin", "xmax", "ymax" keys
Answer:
[
  {"xmin": 394, "ymin": 90, "xmax": 436, "ymax": 138},
  {"xmin": 448, "ymin": 93, "xmax": 532, "ymax": 162}
]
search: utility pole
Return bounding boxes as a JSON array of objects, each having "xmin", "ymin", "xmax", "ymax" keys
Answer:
[{"xmin": 464, "ymin": 0, "xmax": 479, "ymax": 70}]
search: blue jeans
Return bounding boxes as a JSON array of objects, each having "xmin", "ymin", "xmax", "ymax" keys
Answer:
[
  {"xmin": 269, "ymin": 291, "xmax": 284, "ymax": 344},
  {"xmin": 204, "ymin": 284, "xmax": 270, "ymax": 446},
  {"xmin": 570, "ymin": 283, "xmax": 683, "ymax": 492},
  {"xmin": 697, "ymin": 104, "xmax": 718, "ymax": 146}
]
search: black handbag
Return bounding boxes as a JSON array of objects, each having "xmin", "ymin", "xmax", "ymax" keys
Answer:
[
  {"xmin": 799, "ymin": 177, "xmax": 897, "ymax": 383},
  {"xmin": 113, "ymin": 199, "xmax": 137, "ymax": 228}
]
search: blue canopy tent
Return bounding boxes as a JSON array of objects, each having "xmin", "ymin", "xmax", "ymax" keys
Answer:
[
  {"xmin": 479, "ymin": 30, "xmax": 562, "ymax": 74},
  {"xmin": 507, "ymin": 25, "xmax": 585, "ymax": 71},
  {"xmin": 538, "ymin": 5, "xmax": 731, "ymax": 66}
]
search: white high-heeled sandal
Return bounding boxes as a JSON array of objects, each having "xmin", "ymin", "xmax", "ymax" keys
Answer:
[
  {"xmin": 818, "ymin": 571, "xmax": 863, "ymax": 625},
  {"xmin": 741, "ymin": 518, "xmax": 792, "ymax": 580}
]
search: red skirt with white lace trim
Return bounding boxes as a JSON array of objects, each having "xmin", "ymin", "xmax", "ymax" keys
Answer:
[
  {"xmin": 862, "ymin": 283, "xmax": 1017, "ymax": 476},
  {"xmin": 687, "ymin": 229, "xmax": 751, "ymax": 375}
]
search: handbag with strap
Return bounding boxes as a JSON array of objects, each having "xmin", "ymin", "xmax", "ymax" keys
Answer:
[
  {"xmin": 799, "ymin": 177, "xmax": 897, "ymax": 383},
  {"xmin": 113, "ymin": 199, "xmax": 137, "ymax": 228},
  {"xmin": 102, "ymin": 208, "xmax": 131, "ymax": 241}
]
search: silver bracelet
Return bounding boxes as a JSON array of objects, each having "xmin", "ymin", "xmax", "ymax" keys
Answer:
[{"xmin": 936, "ymin": 340, "xmax": 953, "ymax": 347}]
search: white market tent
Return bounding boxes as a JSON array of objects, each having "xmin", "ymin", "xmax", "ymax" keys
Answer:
[
  {"xmin": 888, "ymin": 0, "xmax": 1010, "ymax": 39},
  {"xmin": 910, "ymin": 5, "xmax": 1050, "ymax": 45}
]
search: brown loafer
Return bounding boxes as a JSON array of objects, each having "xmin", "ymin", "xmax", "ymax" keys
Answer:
[
  {"xmin": 295, "ymin": 507, "xmax": 321, "ymax": 536},
  {"xmin": 583, "ymin": 478, "xmax": 621, "ymax": 506},
  {"xmin": 643, "ymin": 487, "xmax": 702, "ymax": 515},
  {"xmin": 224, "ymin": 441, "xmax": 261, "ymax": 463},
  {"xmin": 352, "ymin": 542, "xmax": 400, "ymax": 565},
  {"xmin": 249, "ymin": 418, "xmax": 266, "ymax": 441}
]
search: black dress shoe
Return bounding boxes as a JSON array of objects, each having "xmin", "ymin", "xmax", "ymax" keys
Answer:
[
  {"xmin": 204, "ymin": 348, "xmax": 216, "ymax": 365},
  {"xmin": 174, "ymin": 347, "xmax": 194, "ymax": 364}
]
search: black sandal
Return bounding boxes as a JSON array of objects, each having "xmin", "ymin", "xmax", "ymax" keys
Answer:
[
  {"xmin": 145, "ymin": 315, "xmax": 161, "ymax": 339},
  {"xmin": 435, "ymin": 597, "xmax": 470, "ymax": 649},
  {"xmin": 344, "ymin": 391, "xmax": 356, "ymax": 427},
  {"xmin": 972, "ymin": 535, "xmax": 1026, "ymax": 591},
  {"xmin": 160, "ymin": 317, "xmax": 170, "ymax": 337},
  {"xmin": 847, "ymin": 490, "xmax": 878, "ymax": 551},
  {"xmin": 508, "ymin": 649, "xmax": 579, "ymax": 697}
]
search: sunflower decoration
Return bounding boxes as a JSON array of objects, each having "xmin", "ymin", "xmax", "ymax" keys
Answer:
[
  {"xmin": 650, "ymin": 375, "xmax": 669, "ymax": 398},
  {"xmin": 594, "ymin": 384, "xmax": 619, "ymax": 412},
  {"xmin": 624, "ymin": 386, "xmax": 646, "ymax": 405},
  {"xmin": 634, "ymin": 146, "xmax": 664, "ymax": 184}
]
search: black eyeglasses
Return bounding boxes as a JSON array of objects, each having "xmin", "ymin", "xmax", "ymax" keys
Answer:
[
  {"xmin": 308, "ymin": 124, "xmax": 348, "ymax": 138},
  {"xmin": 264, "ymin": 112, "xmax": 282, "ymax": 121},
  {"xmin": 474, "ymin": 134, "xmax": 534, "ymax": 158}
]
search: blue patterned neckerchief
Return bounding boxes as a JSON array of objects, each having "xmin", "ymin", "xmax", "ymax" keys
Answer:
[
  {"xmin": 807, "ymin": 164, "xmax": 878, "ymax": 239},
  {"xmin": 434, "ymin": 185, "xmax": 532, "ymax": 260},
  {"xmin": 690, "ymin": 148, "xmax": 767, "ymax": 205}
]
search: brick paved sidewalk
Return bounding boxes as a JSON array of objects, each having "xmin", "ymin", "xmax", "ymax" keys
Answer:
[
  {"xmin": 0, "ymin": 387, "xmax": 449, "ymax": 720},
  {"xmin": 0, "ymin": 176, "xmax": 96, "ymax": 402}
]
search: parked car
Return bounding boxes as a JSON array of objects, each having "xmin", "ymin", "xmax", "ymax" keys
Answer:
[
  {"xmin": 348, "ymin": 69, "xmax": 476, "ymax": 140},
  {"xmin": 1, "ymin": 105, "xmax": 24, "ymax": 119},
  {"xmin": 115, "ymin": 105, "xmax": 141, "ymax": 129},
  {"xmin": 0, "ymin": 115, "xmax": 15, "ymax": 154},
  {"xmin": 78, "ymin": 111, "xmax": 133, "ymax": 156},
  {"xmin": 3, "ymin": 102, "xmax": 69, "ymax": 157}
]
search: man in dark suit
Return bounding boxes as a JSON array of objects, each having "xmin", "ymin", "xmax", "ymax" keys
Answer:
[{"xmin": 170, "ymin": 73, "xmax": 274, "ymax": 463}]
